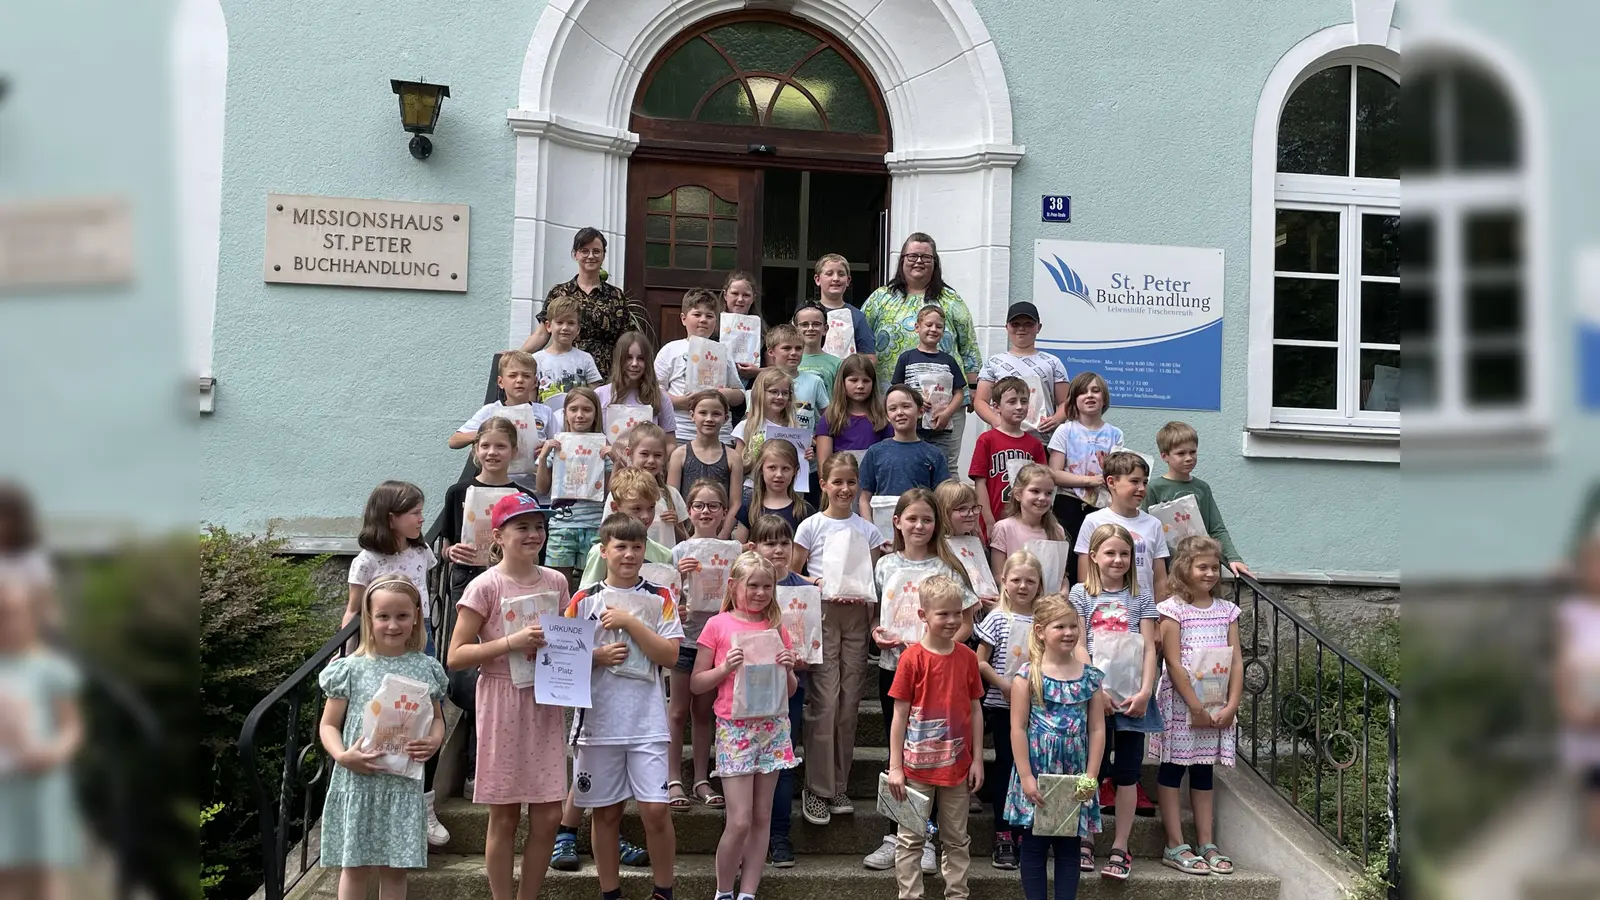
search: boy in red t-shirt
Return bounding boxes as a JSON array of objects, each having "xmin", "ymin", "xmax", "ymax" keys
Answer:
[
  {"xmin": 885, "ymin": 575, "xmax": 986, "ymax": 900},
  {"xmin": 968, "ymin": 376, "xmax": 1048, "ymax": 532}
]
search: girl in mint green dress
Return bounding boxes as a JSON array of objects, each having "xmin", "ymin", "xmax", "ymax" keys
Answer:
[
  {"xmin": 318, "ymin": 574, "xmax": 447, "ymax": 894},
  {"xmin": 0, "ymin": 578, "xmax": 85, "ymax": 898}
]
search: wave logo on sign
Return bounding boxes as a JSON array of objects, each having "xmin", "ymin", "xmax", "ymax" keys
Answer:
[{"xmin": 1038, "ymin": 255, "xmax": 1094, "ymax": 311}]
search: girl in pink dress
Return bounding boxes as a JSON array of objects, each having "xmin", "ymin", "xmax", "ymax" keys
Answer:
[
  {"xmin": 449, "ymin": 493, "xmax": 571, "ymax": 900},
  {"xmin": 1152, "ymin": 535, "xmax": 1242, "ymax": 877}
]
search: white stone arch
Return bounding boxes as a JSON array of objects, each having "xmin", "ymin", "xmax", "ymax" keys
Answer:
[
  {"xmin": 505, "ymin": 0, "xmax": 1024, "ymax": 348},
  {"xmin": 172, "ymin": 0, "xmax": 228, "ymax": 411}
]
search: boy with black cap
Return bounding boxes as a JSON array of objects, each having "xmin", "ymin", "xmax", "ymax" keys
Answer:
[{"xmin": 974, "ymin": 301, "xmax": 1071, "ymax": 443}]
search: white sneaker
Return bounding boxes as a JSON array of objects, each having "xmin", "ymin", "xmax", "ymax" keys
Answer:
[
  {"xmin": 423, "ymin": 791, "xmax": 450, "ymax": 847},
  {"xmin": 863, "ymin": 835, "xmax": 897, "ymax": 870},
  {"xmin": 920, "ymin": 841, "xmax": 937, "ymax": 874}
]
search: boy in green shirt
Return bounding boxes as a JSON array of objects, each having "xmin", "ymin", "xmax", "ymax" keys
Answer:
[
  {"xmin": 579, "ymin": 468, "xmax": 674, "ymax": 584},
  {"xmin": 1143, "ymin": 421, "xmax": 1251, "ymax": 576}
]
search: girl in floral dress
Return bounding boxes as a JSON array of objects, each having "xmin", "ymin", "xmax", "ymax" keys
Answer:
[
  {"xmin": 318, "ymin": 574, "xmax": 448, "ymax": 899},
  {"xmin": 691, "ymin": 552, "xmax": 799, "ymax": 900},
  {"xmin": 1005, "ymin": 594, "xmax": 1107, "ymax": 900},
  {"xmin": 1153, "ymin": 535, "xmax": 1243, "ymax": 876}
]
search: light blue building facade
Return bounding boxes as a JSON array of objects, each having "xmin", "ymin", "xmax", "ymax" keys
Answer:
[{"xmin": 181, "ymin": 0, "xmax": 1444, "ymax": 578}]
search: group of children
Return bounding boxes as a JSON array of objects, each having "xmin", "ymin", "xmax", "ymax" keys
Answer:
[{"xmin": 318, "ymin": 261, "xmax": 1253, "ymax": 900}]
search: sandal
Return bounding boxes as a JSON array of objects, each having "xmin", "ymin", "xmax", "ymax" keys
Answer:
[
  {"xmin": 693, "ymin": 779, "xmax": 726, "ymax": 809},
  {"xmin": 1162, "ymin": 844, "xmax": 1212, "ymax": 876},
  {"xmin": 1197, "ymin": 843, "xmax": 1234, "ymax": 875},
  {"xmin": 1100, "ymin": 848, "xmax": 1131, "ymax": 881},
  {"xmin": 1079, "ymin": 843, "xmax": 1095, "ymax": 872},
  {"xmin": 666, "ymin": 780, "xmax": 692, "ymax": 811}
]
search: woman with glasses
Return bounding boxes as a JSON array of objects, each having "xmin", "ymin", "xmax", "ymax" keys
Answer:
[
  {"xmin": 861, "ymin": 232, "xmax": 982, "ymax": 456},
  {"xmin": 521, "ymin": 227, "xmax": 649, "ymax": 380}
]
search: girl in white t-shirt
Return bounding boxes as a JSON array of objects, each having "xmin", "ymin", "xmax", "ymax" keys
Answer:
[
  {"xmin": 791, "ymin": 452, "xmax": 889, "ymax": 827},
  {"xmin": 345, "ymin": 480, "xmax": 439, "ymax": 648},
  {"xmin": 1047, "ymin": 371, "xmax": 1125, "ymax": 552},
  {"xmin": 733, "ymin": 367, "xmax": 798, "ymax": 476}
]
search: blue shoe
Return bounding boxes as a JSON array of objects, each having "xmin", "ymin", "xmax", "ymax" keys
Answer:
[
  {"xmin": 550, "ymin": 831, "xmax": 579, "ymax": 871},
  {"xmin": 620, "ymin": 837, "xmax": 650, "ymax": 867}
]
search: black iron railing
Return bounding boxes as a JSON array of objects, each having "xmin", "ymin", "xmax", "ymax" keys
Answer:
[
  {"xmin": 236, "ymin": 617, "xmax": 358, "ymax": 900},
  {"xmin": 1233, "ymin": 573, "xmax": 1400, "ymax": 898},
  {"xmin": 73, "ymin": 649, "xmax": 163, "ymax": 900}
]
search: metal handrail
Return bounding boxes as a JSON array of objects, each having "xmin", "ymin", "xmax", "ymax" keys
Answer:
[
  {"xmin": 1232, "ymin": 573, "xmax": 1400, "ymax": 899},
  {"xmin": 236, "ymin": 617, "xmax": 360, "ymax": 900}
]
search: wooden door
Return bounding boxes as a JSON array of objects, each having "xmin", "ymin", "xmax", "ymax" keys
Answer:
[{"xmin": 626, "ymin": 162, "xmax": 763, "ymax": 344}]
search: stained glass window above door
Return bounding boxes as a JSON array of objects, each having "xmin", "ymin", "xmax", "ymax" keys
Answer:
[{"xmin": 636, "ymin": 19, "xmax": 887, "ymax": 135}]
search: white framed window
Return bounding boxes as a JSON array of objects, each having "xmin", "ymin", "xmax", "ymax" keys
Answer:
[
  {"xmin": 1268, "ymin": 62, "xmax": 1400, "ymax": 431},
  {"xmin": 1400, "ymin": 59, "xmax": 1545, "ymax": 440}
]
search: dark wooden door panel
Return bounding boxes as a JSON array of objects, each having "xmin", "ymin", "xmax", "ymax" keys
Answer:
[{"xmin": 627, "ymin": 161, "xmax": 762, "ymax": 339}]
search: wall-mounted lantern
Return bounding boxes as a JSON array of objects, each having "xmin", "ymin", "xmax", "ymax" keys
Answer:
[{"xmin": 390, "ymin": 79, "xmax": 449, "ymax": 160}]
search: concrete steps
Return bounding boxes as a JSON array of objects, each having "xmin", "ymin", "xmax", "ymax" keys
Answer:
[
  {"xmin": 292, "ymin": 853, "xmax": 1281, "ymax": 900},
  {"xmin": 435, "ymin": 796, "xmax": 1196, "ymax": 858}
]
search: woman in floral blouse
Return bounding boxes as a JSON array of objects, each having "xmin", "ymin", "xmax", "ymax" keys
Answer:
[
  {"xmin": 861, "ymin": 232, "xmax": 981, "ymax": 447},
  {"xmin": 521, "ymin": 227, "xmax": 649, "ymax": 380}
]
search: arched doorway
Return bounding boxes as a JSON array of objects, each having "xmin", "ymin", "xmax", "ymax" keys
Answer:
[
  {"xmin": 506, "ymin": 0, "xmax": 1021, "ymax": 357},
  {"xmin": 625, "ymin": 13, "xmax": 893, "ymax": 341}
]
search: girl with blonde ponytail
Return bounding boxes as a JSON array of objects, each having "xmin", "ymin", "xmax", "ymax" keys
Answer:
[{"xmin": 1006, "ymin": 594, "xmax": 1107, "ymax": 900}]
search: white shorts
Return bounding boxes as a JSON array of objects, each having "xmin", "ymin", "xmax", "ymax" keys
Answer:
[{"xmin": 572, "ymin": 741, "xmax": 671, "ymax": 808}]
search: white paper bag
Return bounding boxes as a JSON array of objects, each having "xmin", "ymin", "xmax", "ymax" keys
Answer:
[
  {"xmin": 877, "ymin": 772, "xmax": 933, "ymax": 833},
  {"xmin": 1032, "ymin": 774, "xmax": 1091, "ymax": 837},
  {"xmin": 822, "ymin": 308, "xmax": 855, "ymax": 359},
  {"xmin": 462, "ymin": 486, "xmax": 520, "ymax": 566},
  {"xmin": 1092, "ymin": 629, "xmax": 1145, "ymax": 706},
  {"xmin": 1020, "ymin": 370, "xmax": 1047, "ymax": 433},
  {"xmin": 504, "ymin": 592, "xmax": 563, "ymax": 689},
  {"xmin": 918, "ymin": 370, "xmax": 953, "ymax": 431},
  {"xmin": 639, "ymin": 563, "xmax": 682, "ymax": 613},
  {"xmin": 686, "ymin": 337, "xmax": 730, "ymax": 393},
  {"xmin": 946, "ymin": 536, "xmax": 1000, "ymax": 600},
  {"xmin": 720, "ymin": 313, "xmax": 763, "ymax": 367},
  {"xmin": 597, "ymin": 588, "xmax": 662, "ymax": 682},
  {"xmin": 357, "ymin": 674, "xmax": 434, "ymax": 780},
  {"xmin": 868, "ymin": 496, "xmax": 899, "ymax": 544},
  {"xmin": 1189, "ymin": 646, "xmax": 1233, "ymax": 714},
  {"xmin": 1004, "ymin": 615, "xmax": 1032, "ymax": 677},
  {"xmin": 550, "ymin": 432, "xmax": 608, "ymax": 502},
  {"xmin": 778, "ymin": 585, "xmax": 823, "ymax": 665},
  {"xmin": 1148, "ymin": 494, "xmax": 1208, "ymax": 544},
  {"xmin": 879, "ymin": 568, "xmax": 929, "ymax": 645},
  {"xmin": 604, "ymin": 404, "xmax": 654, "ymax": 444},
  {"xmin": 1023, "ymin": 539, "xmax": 1073, "ymax": 595},
  {"xmin": 497, "ymin": 405, "xmax": 543, "ymax": 477},
  {"xmin": 678, "ymin": 538, "xmax": 742, "ymax": 613},
  {"xmin": 820, "ymin": 528, "xmax": 874, "ymax": 601},
  {"xmin": 763, "ymin": 423, "xmax": 812, "ymax": 485},
  {"xmin": 730, "ymin": 628, "xmax": 788, "ymax": 718}
]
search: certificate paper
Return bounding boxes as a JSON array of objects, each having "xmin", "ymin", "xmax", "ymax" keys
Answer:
[{"xmin": 535, "ymin": 614, "xmax": 595, "ymax": 708}]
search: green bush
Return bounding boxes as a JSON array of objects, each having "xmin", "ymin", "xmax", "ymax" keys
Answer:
[{"xmin": 198, "ymin": 526, "xmax": 338, "ymax": 900}]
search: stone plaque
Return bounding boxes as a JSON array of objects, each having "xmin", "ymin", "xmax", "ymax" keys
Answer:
[
  {"xmin": 263, "ymin": 194, "xmax": 468, "ymax": 292},
  {"xmin": 0, "ymin": 197, "xmax": 134, "ymax": 291}
]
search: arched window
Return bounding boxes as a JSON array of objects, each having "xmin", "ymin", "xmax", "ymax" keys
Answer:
[
  {"xmin": 1400, "ymin": 61, "xmax": 1535, "ymax": 430},
  {"xmin": 1267, "ymin": 62, "xmax": 1400, "ymax": 429},
  {"xmin": 631, "ymin": 16, "xmax": 890, "ymax": 158}
]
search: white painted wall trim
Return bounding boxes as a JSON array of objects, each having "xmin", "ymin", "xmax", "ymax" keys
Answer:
[
  {"xmin": 506, "ymin": 0, "xmax": 1022, "ymax": 351},
  {"xmin": 1245, "ymin": 23, "xmax": 1401, "ymax": 460},
  {"xmin": 172, "ymin": 0, "xmax": 227, "ymax": 410}
]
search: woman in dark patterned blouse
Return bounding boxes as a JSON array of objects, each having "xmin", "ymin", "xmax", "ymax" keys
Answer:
[{"xmin": 520, "ymin": 226, "xmax": 649, "ymax": 379}]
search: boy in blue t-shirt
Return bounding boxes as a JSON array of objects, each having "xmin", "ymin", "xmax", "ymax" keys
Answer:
[{"xmin": 857, "ymin": 383, "xmax": 949, "ymax": 517}]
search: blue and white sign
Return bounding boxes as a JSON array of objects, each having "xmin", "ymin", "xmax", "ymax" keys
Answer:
[
  {"xmin": 1032, "ymin": 239, "xmax": 1224, "ymax": 410},
  {"xmin": 1041, "ymin": 195, "xmax": 1071, "ymax": 222}
]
